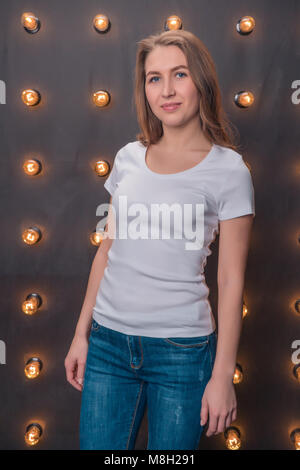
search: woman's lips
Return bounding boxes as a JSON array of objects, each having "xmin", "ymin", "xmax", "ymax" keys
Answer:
[{"xmin": 161, "ymin": 104, "xmax": 181, "ymax": 111}]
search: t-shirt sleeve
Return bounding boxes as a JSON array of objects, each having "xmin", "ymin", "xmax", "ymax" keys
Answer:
[
  {"xmin": 103, "ymin": 149, "xmax": 121, "ymax": 196},
  {"xmin": 217, "ymin": 159, "xmax": 255, "ymax": 221}
]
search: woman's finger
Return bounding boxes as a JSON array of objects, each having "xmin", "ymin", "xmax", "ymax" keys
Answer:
[
  {"xmin": 76, "ymin": 362, "xmax": 86, "ymax": 386},
  {"xmin": 65, "ymin": 360, "xmax": 82, "ymax": 391}
]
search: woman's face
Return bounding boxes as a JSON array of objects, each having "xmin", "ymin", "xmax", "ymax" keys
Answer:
[{"xmin": 144, "ymin": 45, "xmax": 200, "ymax": 128}]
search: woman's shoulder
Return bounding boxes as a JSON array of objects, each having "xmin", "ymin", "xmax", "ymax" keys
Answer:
[
  {"xmin": 212, "ymin": 144, "xmax": 246, "ymax": 170},
  {"xmin": 117, "ymin": 140, "xmax": 143, "ymax": 155},
  {"xmin": 111, "ymin": 141, "xmax": 144, "ymax": 169}
]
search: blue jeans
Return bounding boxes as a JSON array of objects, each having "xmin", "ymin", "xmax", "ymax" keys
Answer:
[{"xmin": 79, "ymin": 319, "xmax": 217, "ymax": 450}]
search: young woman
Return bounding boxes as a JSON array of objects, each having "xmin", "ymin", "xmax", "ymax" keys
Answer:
[{"xmin": 65, "ymin": 29, "xmax": 255, "ymax": 450}]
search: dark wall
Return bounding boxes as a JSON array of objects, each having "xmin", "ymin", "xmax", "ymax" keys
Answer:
[{"xmin": 0, "ymin": 0, "xmax": 299, "ymax": 450}]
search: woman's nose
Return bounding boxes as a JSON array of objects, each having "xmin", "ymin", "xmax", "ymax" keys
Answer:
[{"xmin": 162, "ymin": 78, "xmax": 175, "ymax": 97}]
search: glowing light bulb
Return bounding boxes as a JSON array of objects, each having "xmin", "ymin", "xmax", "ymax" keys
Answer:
[
  {"xmin": 21, "ymin": 12, "xmax": 40, "ymax": 33},
  {"xmin": 295, "ymin": 433, "xmax": 300, "ymax": 450},
  {"xmin": 94, "ymin": 160, "xmax": 110, "ymax": 176},
  {"xmin": 233, "ymin": 364, "xmax": 243, "ymax": 384},
  {"xmin": 234, "ymin": 91, "xmax": 255, "ymax": 108},
  {"xmin": 24, "ymin": 357, "xmax": 43, "ymax": 379},
  {"xmin": 93, "ymin": 14, "xmax": 110, "ymax": 33},
  {"xmin": 25, "ymin": 423, "xmax": 42, "ymax": 446},
  {"xmin": 90, "ymin": 230, "xmax": 106, "ymax": 246},
  {"xmin": 290, "ymin": 429, "xmax": 300, "ymax": 450},
  {"xmin": 22, "ymin": 227, "xmax": 42, "ymax": 245},
  {"xmin": 225, "ymin": 426, "xmax": 241, "ymax": 450},
  {"xmin": 92, "ymin": 90, "xmax": 110, "ymax": 107},
  {"xmin": 164, "ymin": 15, "xmax": 182, "ymax": 31},
  {"xmin": 21, "ymin": 89, "xmax": 41, "ymax": 106},
  {"xmin": 23, "ymin": 159, "xmax": 42, "ymax": 176},
  {"xmin": 295, "ymin": 300, "xmax": 300, "ymax": 314},
  {"xmin": 236, "ymin": 16, "xmax": 255, "ymax": 35},
  {"xmin": 242, "ymin": 302, "xmax": 248, "ymax": 318},
  {"xmin": 22, "ymin": 293, "xmax": 42, "ymax": 315},
  {"xmin": 293, "ymin": 364, "xmax": 300, "ymax": 382}
]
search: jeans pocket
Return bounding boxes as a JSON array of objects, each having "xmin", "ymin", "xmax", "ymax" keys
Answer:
[
  {"xmin": 162, "ymin": 335, "xmax": 209, "ymax": 348},
  {"xmin": 90, "ymin": 318, "xmax": 101, "ymax": 332}
]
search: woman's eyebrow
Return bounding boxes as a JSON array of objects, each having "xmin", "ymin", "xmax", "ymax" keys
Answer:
[{"xmin": 146, "ymin": 65, "xmax": 188, "ymax": 77}]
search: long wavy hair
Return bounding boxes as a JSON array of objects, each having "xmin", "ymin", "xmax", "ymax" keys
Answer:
[{"xmin": 133, "ymin": 29, "xmax": 240, "ymax": 152}]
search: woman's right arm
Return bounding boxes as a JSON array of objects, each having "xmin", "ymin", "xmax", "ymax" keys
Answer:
[{"xmin": 64, "ymin": 196, "xmax": 114, "ymax": 391}]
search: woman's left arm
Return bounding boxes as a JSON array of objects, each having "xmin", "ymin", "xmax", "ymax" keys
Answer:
[{"xmin": 201, "ymin": 213, "xmax": 254, "ymax": 436}]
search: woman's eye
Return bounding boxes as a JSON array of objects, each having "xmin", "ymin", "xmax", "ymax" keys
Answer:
[
  {"xmin": 148, "ymin": 72, "xmax": 187, "ymax": 83},
  {"xmin": 149, "ymin": 76, "xmax": 159, "ymax": 83}
]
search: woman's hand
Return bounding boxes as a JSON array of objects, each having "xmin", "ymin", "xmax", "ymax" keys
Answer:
[
  {"xmin": 64, "ymin": 333, "xmax": 89, "ymax": 391},
  {"xmin": 200, "ymin": 374, "xmax": 237, "ymax": 436}
]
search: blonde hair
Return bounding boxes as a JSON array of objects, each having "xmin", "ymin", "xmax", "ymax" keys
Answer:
[{"xmin": 133, "ymin": 29, "xmax": 239, "ymax": 151}]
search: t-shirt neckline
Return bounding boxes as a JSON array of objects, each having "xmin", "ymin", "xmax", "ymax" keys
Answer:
[{"xmin": 139, "ymin": 141, "xmax": 216, "ymax": 178}]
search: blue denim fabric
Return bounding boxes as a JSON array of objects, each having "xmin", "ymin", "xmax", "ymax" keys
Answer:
[{"xmin": 79, "ymin": 319, "xmax": 217, "ymax": 450}]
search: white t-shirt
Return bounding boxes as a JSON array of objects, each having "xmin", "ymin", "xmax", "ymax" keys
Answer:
[{"xmin": 92, "ymin": 140, "xmax": 255, "ymax": 338}]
